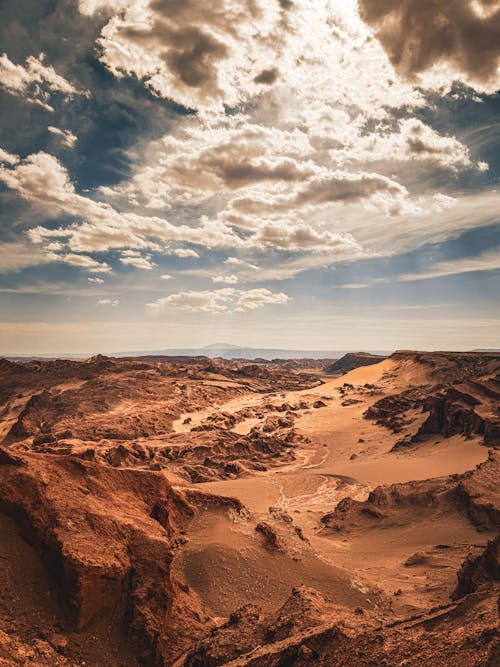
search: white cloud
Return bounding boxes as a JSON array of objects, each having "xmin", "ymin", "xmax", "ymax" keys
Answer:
[
  {"xmin": 147, "ymin": 287, "xmax": 290, "ymax": 313},
  {"xmin": 329, "ymin": 119, "xmax": 481, "ymax": 171},
  {"xmin": 80, "ymin": 0, "xmax": 292, "ymax": 112},
  {"xmin": 248, "ymin": 223, "xmax": 362, "ymax": 254},
  {"xmin": 98, "ymin": 298, "xmax": 120, "ymax": 306},
  {"xmin": 337, "ymin": 283, "xmax": 369, "ymax": 289},
  {"xmin": 160, "ymin": 273, "xmax": 173, "ymax": 280},
  {"xmin": 61, "ymin": 254, "xmax": 112, "ymax": 273},
  {"xmin": 0, "ymin": 149, "xmax": 243, "ymax": 255},
  {"xmin": 0, "ymin": 148, "xmax": 19, "ymax": 165},
  {"xmin": 120, "ymin": 254, "xmax": 156, "ymax": 269},
  {"xmin": 224, "ymin": 257, "xmax": 259, "ymax": 271},
  {"xmin": 212, "ymin": 274, "xmax": 238, "ymax": 284},
  {"xmin": 78, "ymin": 0, "xmax": 131, "ymax": 14},
  {"xmin": 88, "ymin": 277, "xmax": 105, "ymax": 284},
  {"xmin": 48, "ymin": 126, "xmax": 78, "ymax": 148},
  {"xmin": 0, "ymin": 53, "xmax": 83, "ymax": 111},
  {"xmin": 0, "ymin": 242, "xmax": 55, "ymax": 273},
  {"xmin": 234, "ymin": 288, "xmax": 290, "ymax": 312},
  {"xmin": 174, "ymin": 248, "xmax": 200, "ymax": 258}
]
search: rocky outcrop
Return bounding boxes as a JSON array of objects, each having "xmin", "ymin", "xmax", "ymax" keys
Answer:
[
  {"xmin": 321, "ymin": 451, "xmax": 500, "ymax": 534},
  {"xmin": 0, "ymin": 447, "xmax": 225, "ymax": 665},
  {"xmin": 182, "ymin": 586, "xmax": 370, "ymax": 666},
  {"xmin": 454, "ymin": 536, "xmax": 500, "ymax": 599},
  {"xmin": 207, "ymin": 590, "xmax": 500, "ymax": 666},
  {"xmin": 365, "ymin": 382, "xmax": 500, "ymax": 448},
  {"xmin": 325, "ymin": 353, "xmax": 386, "ymax": 375}
]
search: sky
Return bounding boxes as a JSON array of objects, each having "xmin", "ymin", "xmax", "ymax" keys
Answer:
[{"xmin": 0, "ymin": 0, "xmax": 499, "ymax": 355}]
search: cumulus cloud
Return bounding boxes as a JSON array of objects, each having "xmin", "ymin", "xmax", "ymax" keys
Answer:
[
  {"xmin": 234, "ymin": 288, "xmax": 289, "ymax": 311},
  {"xmin": 249, "ymin": 224, "xmax": 362, "ymax": 255},
  {"xmin": 147, "ymin": 287, "xmax": 290, "ymax": 313},
  {"xmin": 1, "ymin": 2, "xmax": 494, "ymax": 297},
  {"xmin": 105, "ymin": 119, "xmax": 315, "ymax": 208},
  {"xmin": 80, "ymin": 0, "xmax": 290, "ymax": 110},
  {"xmin": 0, "ymin": 53, "xmax": 83, "ymax": 111},
  {"xmin": 120, "ymin": 253, "xmax": 156, "ymax": 269},
  {"xmin": 160, "ymin": 273, "xmax": 173, "ymax": 280},
  {"xmin": 212, "ymin": 274, "xmax": 239, "ymax": 284},
  {"xmin": 48, "ymin": 126, "xmax": 78, "ymax": 148},
  {"xmin": 88, "ymin": 277, "xmax": 105, "ymax": 283},
  {"xmin": 0, "ymin": 148, "xmax": 19, "ymax": 165},
  {"xmin": 174, "ymin": 248, "xmax": 200, "ymax": 258},
  {"xmin": 359, "ymin": 0, "xmax": 500, "ymax": 91},
  {"xmin": 329, "ymin": 119, "xmax": 484, "ymax": 171}
]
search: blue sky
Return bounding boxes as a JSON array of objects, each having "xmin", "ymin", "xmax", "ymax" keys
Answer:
[{"xmin": 0, "ymin": 0, "xmax": 499, "ymax": 354}]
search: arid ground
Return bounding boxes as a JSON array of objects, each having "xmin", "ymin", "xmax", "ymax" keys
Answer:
[{"xmin": 0, "ymin": 351, "xmax": 498, "ymax": 666}]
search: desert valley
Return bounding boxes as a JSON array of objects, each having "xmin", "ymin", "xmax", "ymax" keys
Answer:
[{"xmin": 0, "ymin": 349, "xmax": 498, "ymax": 666}]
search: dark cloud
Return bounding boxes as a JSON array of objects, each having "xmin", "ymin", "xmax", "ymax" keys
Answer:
[
  {"xmin": 253, "ymin": 67, "xmax": 279, "ymax": 85},
  {"xmin": 120, "ymin": 0, "xmax": 259, "ymax": 99},
  {"xmin": 123, "ymin": 20, "xmax": 229, "ymax": 93},
  {"xmin": 359, "ymin": 0, "xmax": 500, "ymax": 86}
]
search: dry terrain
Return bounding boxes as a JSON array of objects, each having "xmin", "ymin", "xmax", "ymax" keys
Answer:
[{"xmin": 0, "ymin": 350, "xmax": 498, "ymax": 665}]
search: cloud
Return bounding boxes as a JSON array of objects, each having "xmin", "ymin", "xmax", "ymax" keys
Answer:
[
  {"xmin": 105, "ymin": 119, "xmax": 315, "ymax": 208},
  {"xmin": 147, "ymin": 287, "xmax": 290, "ymax": 313},
  {"xmin": 120, "ymin": 254, "xmax": 156, "ymax": 269},
  {"xmin": 78, "ymin": 0, "xmax": 131, "ymax": 13},
  {"xmin": 254, "ymin": 67, "xmax": 279, "ymax": 85},
  {"xmin": 337, "ymin": 283, "xmax": 369, "ymax": 289},
  {"xmin": 80, "ymin": 0, "xmax": 291, "ymax": 111},
  {"xmin": 249, "ymin": 224, "xmax": 362, "ymax": 254},
  {"xmin": 212, "ymin": 274, "xmax": 238, "ymax": 284},
  {"xmin": 98, "ymin": 298, "xmax": 120, "ymax": 306},
  {"xmin": 0, "ymin": 148, "xmax": 19, "ymax": 165},
  {"xmin": 160, "ymin": 274, "xmax": 173, "ymax": 280},
  {"xmin": 224, "ymin": 257, "xmax": 259, "ymax": 270},
  {"xmin": 359, "ymin": 0, "xmax": 500, "ymax": 92},
  {"xmin": 174, "ymin": 248, "xmax": 199, "ymax": 258},
  {"xmin": 399, "ymin": 247, "xmax": 500, "ymax": 282},
  {"xmin": 234, "ymin": 288, "xmax": 289, "ymax": 311},
  {"xmin": 48, "ymin": 126, "xmax": 78, "ymax": 148},
  {"xmin": 61, "ymin": 254, "xmax": 112, "ymax": 273},
  {"xmin": 0, "ymin": 149, "xmax": 243, "ymax": 255},
  {"xmin": 88, "ymin": 277, "xmax": 105, "ymax": 284},
  {"xmin": 329, "ymin": 119, "xmax": 483, "ymax": 171},
  {"xmin": 0, "ymin": 242, "xmax": 55, "ymax": 273},
  {"xmin": 0, "ymin": 53, "xmax": 83, "ymax": 111}
]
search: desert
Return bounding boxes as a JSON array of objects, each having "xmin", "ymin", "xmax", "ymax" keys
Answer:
[
  {"xmin": 2, "ymin": 0, "xmax": 500, "ymax": 664},
  {"xmin": 0, "ymin": 349, "xmax": 498, "ymax": 666}
]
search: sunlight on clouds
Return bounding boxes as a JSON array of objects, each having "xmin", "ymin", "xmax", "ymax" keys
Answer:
[
  {"xmin": 147, "ymin": 287, "xmax": 290, "ymax": 314},
  {"xmin": 0, "ymin": 0, "xmax": 498, "ymax": 354},
  {"xmin": 0, "ymin": 53, "xmax": 85, "ymax": 111}
]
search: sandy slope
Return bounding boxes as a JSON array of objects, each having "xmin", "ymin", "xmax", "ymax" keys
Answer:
[{"xmin": 174, "ymin": 357, "xmax": 493, "ymax": 616}]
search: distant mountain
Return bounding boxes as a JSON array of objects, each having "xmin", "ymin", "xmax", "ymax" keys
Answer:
[
  {"xmin": 114, "ymin": 345, "xmax": 391, "ymax": 360},
  {"xmin": 3, "ymin": 345, "xmax": 392, "ymax": 362}
]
